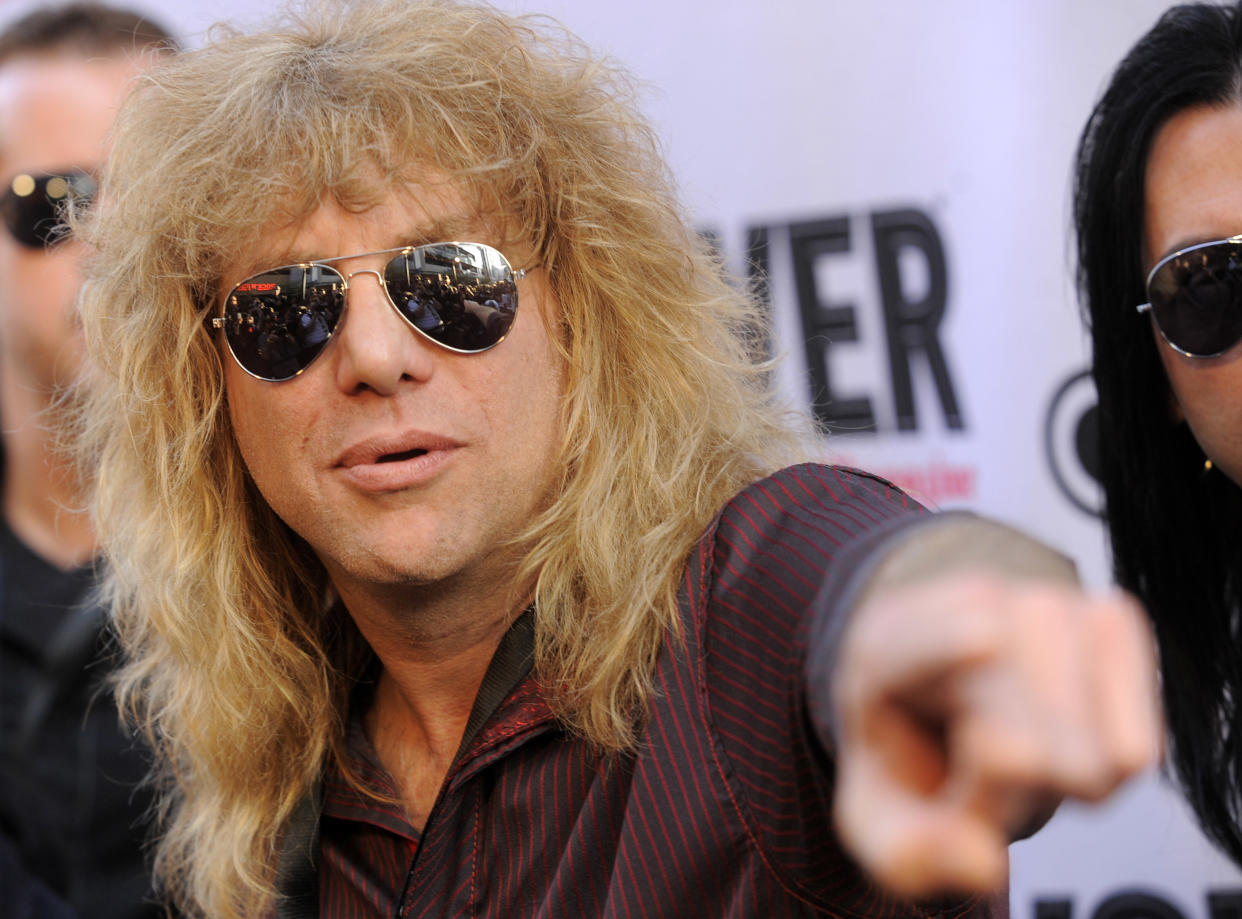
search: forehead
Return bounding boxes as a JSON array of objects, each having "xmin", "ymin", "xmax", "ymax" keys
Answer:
[
  {"xmin": 0, "ymin": 54, "xmax": 140, "ymax": 177},
  {"xmin": 1144, "ymin": 103, "xmax": 1242, "ymax": 269},
  {"xmin": 221, "ymin": 167, "xmax": 514, "ymax": 280}
]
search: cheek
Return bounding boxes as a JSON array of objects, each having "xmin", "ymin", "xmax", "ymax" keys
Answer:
[
  {"xmin": 0, "ymin": 247, "xmax": 81, "ymax": 329},
  {"xmin": 1157, "ymin": 344, "xmax": 1188, "ymax": 424},
  {"xmin": 510, "ymin": 324, "xmax": 565, "ymax": 440},
  {"xmin": 475, "ymin": 357, "xmax": 560, "ymax": 463},
  {"xmin": 0, "ymin": 246, "xmax": 86, "ymax": 384},
  {"xmin": 223, "ymin": 366, "xmax": 306, "ymax": 492},
  {"xmin": 226, "ymin": 387, "xmax": 272, "ymax": 486},
  {"xmin": 467, "ymin": 336, "xmax": 565, "ymax": 507},
  {"xmin": 20, "ymin": 242, "xmax": 80, "ymax": 292},
  {"xmin": 1160, "ymin": 346, "xmax": 1242, "ymax": 483}
]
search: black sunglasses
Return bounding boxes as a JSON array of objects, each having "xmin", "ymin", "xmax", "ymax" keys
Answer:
[
  {"xmin": 0, "ymin": 170, "xmax": 95, "ymax": 249},
  {"xmin": 212, "ymin": 241, "xmax": 525, "ymax": 382},
  {"xmin": 1138, "ymin": 235, "xmax": 1242, "ymax": 358}
]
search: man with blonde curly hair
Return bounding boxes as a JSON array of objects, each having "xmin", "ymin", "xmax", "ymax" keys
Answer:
[{"xmin": 74, "ymin": 2, "xmax": 1159, "ymax": 917}]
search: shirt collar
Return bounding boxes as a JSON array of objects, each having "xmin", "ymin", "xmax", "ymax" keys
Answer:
[{"xmin": 326, "ymin": 607, "xmax": 553, "ymax": 816}]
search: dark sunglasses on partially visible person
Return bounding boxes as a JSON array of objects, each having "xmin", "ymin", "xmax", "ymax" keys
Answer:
[
  {"xmin": 212, "ymin": 240, "xmax": 526, "ymax": 382},
  {"xmin": 0, "ymin": 170, "xmax": 95, "ymax": 249},
  {"xmin": 1138, "ymin": 235, "xmax": 1242, "ymax": 358}
]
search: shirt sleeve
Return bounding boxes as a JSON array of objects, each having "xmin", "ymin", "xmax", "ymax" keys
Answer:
[{"xmin": 697, "ymin": 463, "xmax": 994, "ymax": 917}]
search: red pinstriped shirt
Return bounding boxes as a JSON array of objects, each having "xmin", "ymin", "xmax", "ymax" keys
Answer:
[{"xmin": 277, "ymin": 464, "xmax": 999, "ymax": 919}]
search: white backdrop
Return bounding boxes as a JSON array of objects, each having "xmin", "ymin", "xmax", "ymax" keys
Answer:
[{"xmin": 5, "ymin": 0, "xmax": 1240, "ymax": 914}]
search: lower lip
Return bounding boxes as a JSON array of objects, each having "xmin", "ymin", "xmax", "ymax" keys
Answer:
[{"xmin": 336, "ymin": 447, "xmax": 456, "ymax": 492}]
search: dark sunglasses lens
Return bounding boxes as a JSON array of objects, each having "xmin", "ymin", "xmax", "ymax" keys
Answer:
[
  {"xmin": 0, "ymin": 172, "xmax": 94, "ymax": 248},
  {"xmin": 221, "ymin": 265, "xmax": 345, "ymax": 381},
  {"xmin": 1150, "ymin": 242, "xmax": 1242, "ymax": 357},
  {"xmin": 384, "ymin": 242, "xmax": 518, "ymax": 351}
]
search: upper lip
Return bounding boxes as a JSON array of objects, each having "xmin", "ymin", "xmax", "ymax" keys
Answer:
[{"xmin": 334, "ymin": 430, "xmax": 462, "ymax": 468}]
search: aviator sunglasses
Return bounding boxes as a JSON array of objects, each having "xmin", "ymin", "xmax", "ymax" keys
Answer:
[
  {"xmin": 0, "ymin": 170, "xmax": 95, "ymax": 249},
  {"xmin": 212, "ymin": 240, "xmax": 525, "ymax": 381},
  {"xmin": 1137, "ymin": 235, "xmax": 1242, "ymax": 358}
]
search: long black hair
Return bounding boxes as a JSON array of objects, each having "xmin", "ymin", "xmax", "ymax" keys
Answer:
[{"xmin": 1074, "ymin": 0, "xmax": 1242, "ymax": 867}]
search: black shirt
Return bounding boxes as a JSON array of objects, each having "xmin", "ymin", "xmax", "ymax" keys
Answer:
[{"xmin": 0, "ymin": 516, "xmax": 160, "ymax": 919}]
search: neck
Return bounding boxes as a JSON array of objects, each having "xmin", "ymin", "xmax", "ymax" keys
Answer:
[
  {"xmin": 1, "ymin": 369, "xmax": 94, "ymax": 569},
  {"xmin": 355, "ymin": 583, "xmax": 524, "ymax": 733},
  {"xmin": 353, "ymin": 586, "xmax": 526, "ymax": 828}
]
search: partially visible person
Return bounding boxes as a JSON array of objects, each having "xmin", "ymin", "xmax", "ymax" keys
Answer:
[
  {"xmin": 72, "ymin": 3, "xmax": 1159, "ymax": 917},
  {"xmin": 0, "ymin": 5, "xmax": 175, "ymax": 918},
  {"xmin": 1074, "ymin": 0, "xmax": 1242, "ymax": 869}
]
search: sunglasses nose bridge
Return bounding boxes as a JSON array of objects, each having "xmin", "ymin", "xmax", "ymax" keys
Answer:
[
  {"xmin": 342, "ymin": 266, "xmax": 385, "ymax": 289},
  {"xmin": 342, "ymin": 266, "xmax": 397, "ymax": 311}
]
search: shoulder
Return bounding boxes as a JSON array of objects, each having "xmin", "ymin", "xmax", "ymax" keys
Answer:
[
  {"xmin": 708, "ymin": 463, "xmax": 927, "ymax": 562},
  {"xmin": 680, "ymin": 463, "xmax": 928, "ymax": 628},
  {"xmin": 728, "ymin": 462, "xmax": 921, "ymax": 512}
]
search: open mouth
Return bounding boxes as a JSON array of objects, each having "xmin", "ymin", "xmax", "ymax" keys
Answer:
[{"xmin": 377, "ymin": 448, "xmax": 428, "ymax": 463}]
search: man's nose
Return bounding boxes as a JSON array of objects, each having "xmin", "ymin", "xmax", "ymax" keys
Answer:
[{"xmin": 331, "ymin": 269, "xmax": 435, "ymax": 395}]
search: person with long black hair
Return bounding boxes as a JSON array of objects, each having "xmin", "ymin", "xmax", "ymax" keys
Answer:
[{"xmin": 1075, "ymin": 0, "xmax": 1242, "ymax": 869}]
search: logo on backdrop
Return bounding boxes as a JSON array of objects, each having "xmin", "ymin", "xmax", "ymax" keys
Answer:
[
  {"xmin": 743, "ymin": 207, "xmax": 962, "ymax": 434},
  {"xmin": 1043, "ymin": 368, "xmax": 1103, "ymax": 518},
  {"xmin": 720, "ymin": 207, "xmax": 1103, "ymax": 516},
  {"xmin": 1034, "ymin": 889, "xmax": 1242, "ymax": 919},
  {"xmin": 705, "ymin": 205, "xmax": 977, "ymax": 505}
]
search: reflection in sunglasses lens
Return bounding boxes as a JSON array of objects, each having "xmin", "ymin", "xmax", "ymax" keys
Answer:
[
  {"xmin": 385, "ymin": 243, "xmax": 518, "ymax": 352},
  {"xmin": 220, "ymin": 242, "xmax": 520, "ymax": 381},
  {"xmin": 1151, "ymin": 241, "xmax": 1242, "ymax": 357},
  {"xmin": 223, "ymin": 268, "xmax": 346, "ymax": 382}
]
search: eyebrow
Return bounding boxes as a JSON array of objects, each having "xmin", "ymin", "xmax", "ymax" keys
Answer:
[
  {"xmin": 276, "ymin": 216, "xmax": 487, "ymax": 268},
  {"xmin": 1156, "ymin": 231, "xmax": 1242, "ymax": 263}
]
